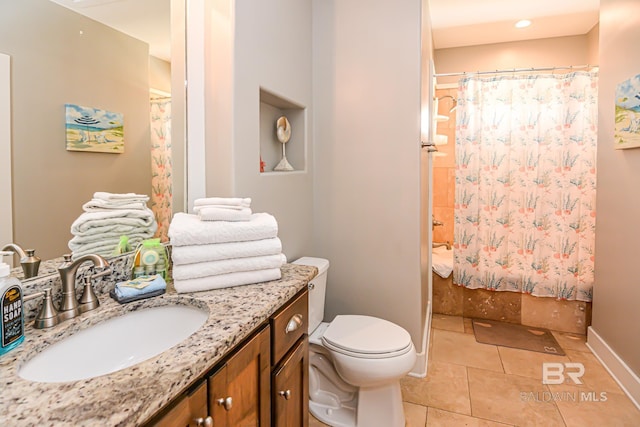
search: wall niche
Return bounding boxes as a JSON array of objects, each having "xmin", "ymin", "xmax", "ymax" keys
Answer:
[{"xmin": 259, "ymin": 87, "xmax": 306, "ymax": 174}]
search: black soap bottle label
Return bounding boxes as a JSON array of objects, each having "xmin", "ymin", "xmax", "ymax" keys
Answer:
[{"xmin": 1, "ymin": 286, "xmax": 23, "ymax": 349}]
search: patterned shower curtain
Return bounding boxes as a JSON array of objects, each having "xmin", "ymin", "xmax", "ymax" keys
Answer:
[
  {"xmin": 453, "ymin": 71, "xmax": 598, "ymax": 301},
  {"xmin": 150, "ymin": 98, "xmax": 172, "ymax": 242}
]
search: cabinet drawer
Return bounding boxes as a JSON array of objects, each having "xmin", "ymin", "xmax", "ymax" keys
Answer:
[{"xmin": 270, "ymin": 289, "xmax": 308, "ymax": 364}]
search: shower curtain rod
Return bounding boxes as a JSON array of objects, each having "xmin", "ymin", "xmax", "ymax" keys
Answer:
[{"xmin": 434, "ymin": 64, "xmax": 598, "ymax": 77}]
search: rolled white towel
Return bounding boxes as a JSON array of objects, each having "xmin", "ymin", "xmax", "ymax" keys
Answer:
[
  {"xmin": 173, "ymin": 268, "xmax": 282, "ymax": 293},
  {"xmin": 172, "ymin": 253, "xmax": 286, "ymax": 281},
  {"xmin": 171, "ymin": 238, "xmax": 282, "ymax": 265},
  {"xmin": 168, "ymin": 212, "xmax": 277, "ymax": 247},
  {"xmin": 194, "ymin": 197, "xmax": 251, "ymax": 208},
  {"xmin": 197, "ymin": 207, "xmax": 252, "ymax": 222}
]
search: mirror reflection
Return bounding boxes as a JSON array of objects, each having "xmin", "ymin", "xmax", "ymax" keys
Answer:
[{"xmin": 0, "ymin": 0, "xmax": 184, "ymax": 282}]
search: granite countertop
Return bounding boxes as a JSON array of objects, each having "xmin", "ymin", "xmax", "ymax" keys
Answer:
[{"xmin": 0, "ymin": 263, "xmax": 317, "ymax": 426}]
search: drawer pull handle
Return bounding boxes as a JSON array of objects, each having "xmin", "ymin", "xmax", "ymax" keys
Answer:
[
  {"xmin": 285, "ymin": 314, "xmax": 303, "ymax": 334},
  {"xmin": 278, "ymin": 389, "xmax": 292, "ymax": 400},
  {"xmin": 308, "ymin": 282, "xmax": 315, "ymax": 290},
  {"xmin": 193, "ymin": 416, "xmax": 214, "ymax": 427},
  {"xmin": 216, "ymin": 396, "xmax": 233, "ymax": 411}
]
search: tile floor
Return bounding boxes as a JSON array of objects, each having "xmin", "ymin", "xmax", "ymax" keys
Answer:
[{"xmin": 310, "ymin": 314, "xmax": 640, "ymax": 427}]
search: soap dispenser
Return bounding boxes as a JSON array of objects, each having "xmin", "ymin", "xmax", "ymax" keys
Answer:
[{"xmin": 0, "ymin": 251, "xmax": 24, "ymax": 356}]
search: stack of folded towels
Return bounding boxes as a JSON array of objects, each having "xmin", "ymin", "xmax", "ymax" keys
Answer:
[
  {"xmin": 68, "ymin": 192, "xmax": 158, "ymax": 260},
  {"xmin": 168, "ymin": 197, "xmax": 286, "ymax": 293}
]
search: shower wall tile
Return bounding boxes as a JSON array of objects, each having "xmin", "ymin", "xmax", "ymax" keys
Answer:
[
  {"xmin": 432, "ymin": 206, "xmax": 454, "ymax": 243},
  {"xmin": 462, "ymin": 287, "xmax": 521, "ymax": 324},
  {"xmin": 432, "ymin": 168, "xmax": 449, "ymax": 206},
  {"xmin": 432, "ymin": 274, "xmax": 463, "ymax": 316},
  {"xmin": 521, "ymin": 294, "xmax": 592, "ymax": 335}
]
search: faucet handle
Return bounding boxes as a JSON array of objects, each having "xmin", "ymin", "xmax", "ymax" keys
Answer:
[
  {"xmin": 78, "ymin": 276, "xmax": 101, "ymax": 314},
  {"xmin": 24, "ymin": 288, "xmax": 59, "ymax": 329}
]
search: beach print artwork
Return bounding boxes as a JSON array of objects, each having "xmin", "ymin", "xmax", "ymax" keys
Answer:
[
  {"xmin": 614, "ymin": 74, "xmax": 640, "ymax": 149},
  {"xmin": 65, "ymin": 104, "xmax": 124, "ymax": 153}
]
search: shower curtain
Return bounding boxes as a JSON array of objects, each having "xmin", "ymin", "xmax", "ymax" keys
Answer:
[
  {"xmin": 150, "ymin": 98, "xmax": 172, "ymax": 242},
  {"xmin": 453, "ymin": 71, "xmax": 598, "ymax": 301}
]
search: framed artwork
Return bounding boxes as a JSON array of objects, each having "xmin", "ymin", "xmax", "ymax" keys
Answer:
[
  {"xmin": 65, "ymin": 104, "xmax": 124, "ymax": 153},
  {"xmin": 614, "ymin": 74, "xmax": 640, "ymax": 149}
]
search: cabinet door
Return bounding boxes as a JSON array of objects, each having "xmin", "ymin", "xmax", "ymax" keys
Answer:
[
  {"xmin": 153, "ymin": 380, "xmax": 209, "ymax": 427},
  {"xmin": 209, "ymin": 326, "xmax": 271, "ymax": 427},
  {"xmin": 272, "ymin": 337, "xmax": 309, "ymax": 427}
]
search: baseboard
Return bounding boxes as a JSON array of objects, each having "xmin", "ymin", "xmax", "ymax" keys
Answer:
[
  {"xmin": 587, "ymin": 326, "xmax": 640, "ymax": 411},
  {"xmin": 408, "ymin": 303, "xmax": 432, "ymax": 378}
]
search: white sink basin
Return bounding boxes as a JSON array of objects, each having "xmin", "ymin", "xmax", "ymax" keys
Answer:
[{"xmin": 19, "ymin": 305, "xmax": 209, "ymax": 383}]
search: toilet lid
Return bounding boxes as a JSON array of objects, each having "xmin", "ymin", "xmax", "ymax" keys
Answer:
[{"xmin": 322, "ymin": 315, "xmax": 412, "ymax": 355}]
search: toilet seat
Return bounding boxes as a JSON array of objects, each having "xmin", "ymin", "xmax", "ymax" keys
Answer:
[{"xmin": 321, "ymin": 315, "xmax": 413, "ymax": 359}]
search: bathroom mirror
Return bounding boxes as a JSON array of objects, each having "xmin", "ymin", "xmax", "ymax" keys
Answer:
[{"xmin": 0, "ymin": 0, "xmax": 185, "ymax": 282}]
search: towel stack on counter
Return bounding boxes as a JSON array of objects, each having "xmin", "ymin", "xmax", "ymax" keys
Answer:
[
  {"xmin": 68, "ymin": 192, "xmax": 158, "ymax": 260},
  {"xmin": 168, "ymin": 197, "xmax": 286, "ymax": 293}
]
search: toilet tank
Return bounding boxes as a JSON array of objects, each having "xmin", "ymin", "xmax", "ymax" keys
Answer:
[{"xmin": 292, "ymin": 257, "xmax": 330, "ymax": 333}]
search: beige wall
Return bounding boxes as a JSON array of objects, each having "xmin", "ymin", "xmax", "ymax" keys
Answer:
[
  {"xmin": 591, "ymin": 0, "xmax": 640, "ymax": 377},
  {"xmin": 187, "ymin": 0, "xmax": 314, "ymax": 260},
  {"xmin": 312, "ymin": 0, "xmax": 424, "ymax": 350},
  {"xmin": 434, "ymin": 34, "xmax": 593, "ymax": 85},
  {"xmin": 0, "ymin": 0, "xmax": 152, "ymax": 260}
]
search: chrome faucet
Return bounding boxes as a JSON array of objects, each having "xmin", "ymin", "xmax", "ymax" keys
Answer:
[
  {"xmin": 433, "ymin": 241, "xmax": 452, "ymax": 250},
  {"xmin": 57, "ymin": 254, "xmax": 110, "ymax": 322}
]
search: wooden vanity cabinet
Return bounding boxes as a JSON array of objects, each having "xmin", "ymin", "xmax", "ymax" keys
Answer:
[
  {"xmin": 146, "ymin": 288, "xmax": 309, "ymax": 427},
  {"xmin": 269, "ymin": 288, "xmax": 309, "ymax": 427},
  {"xmin": 153, "ymin": 380, "xmax": 208, "ymax": 427},
  {"xmin": 208, "ymin": 326, "xmax": 271, "ymax": 426}
]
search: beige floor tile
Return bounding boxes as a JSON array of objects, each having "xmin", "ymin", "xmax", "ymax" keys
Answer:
[
  {"xmin": 431, "ymin": 329, "xmax": 504, "ymax": 373},
  {"xmin": 563, "ymin": 350, "xmax": 624, "ymax": 394},
  {"xmin": 498, "ymin": 346, "xmax": 571, "ymax": 381},
  {"xmin": 309, "ymin": 414, "xmax": 330, "ymax": 427},
  {"xmin": 549, "ymin": 383, "xmax": 640, "ymax": 427},
  {"xmin": 463, "ymin": 317, "xmax": 475, "ymax": 334},
  {"xmin": 432, "ymin": 314, "xmax": 465, "ymax": 333},
  {"xmin": 468, "ymin": 367, "xmax": 566, "ymax": 427},
  {"xmin": 551, "ymin": 331, "xmax": 590, "ymax": 353},
  {"xmin": 404, "ymin": 401, "xmax": 427, "ymax": 427},
  {"xmin": 401, "ymin": 360, "xmax": 471, "ymax": 415},
  {"xmin": 426, "ymin": 407, "xmax": 514, "ymax": 427}
]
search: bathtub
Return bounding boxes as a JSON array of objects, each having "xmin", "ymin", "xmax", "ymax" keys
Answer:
[{"xmin": 432, "ymin": 246, "xmax": 453, "ymax": 278}]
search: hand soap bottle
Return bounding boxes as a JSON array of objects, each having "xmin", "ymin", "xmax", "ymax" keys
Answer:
[{"xmin": 0, "ymin": 251, "xmax": 24, "ymax": 356}]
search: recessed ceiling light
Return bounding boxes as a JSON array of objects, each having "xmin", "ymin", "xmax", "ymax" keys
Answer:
[{"xmin": 515, "ymin": 20, "xmax": 532, "ymax": 29}]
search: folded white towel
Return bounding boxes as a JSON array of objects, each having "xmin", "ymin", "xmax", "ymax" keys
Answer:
[
  {"xmin": 71, "ymin": 208, "xmax": 157, "ymax": 235},
  {"xmin": 194, "ymin": 197, "xmax": 251, "ymax": 208},
  {"xmin": 171, "ymin": 237, "xmax": 283, "ymax": 265},
  {"xmin": 82, "ymin": 199, "xmax": 148, "ymax": 212},
  {"xmin": 69, "ymin": 230, "xmax": 154, "ymax": 249},
  {"xmin": 194, "ymin": 204, "xmax": 248, "ymax": 212},
  {"xmin": 93, "ymin": 192, "xmax": 150, "ymax": 202},
  {"xmin": 70, "ymin": 234, "xmax": 149, "ymax": 260},
  {"xmin": 168, "ymin": 212, "xmax": 278, "ymax": 247},
  {"xmin": 173, "ymin": 268, "xmax": 282, "ymax": 293},
  {"xmin": 197, "ymin": 207, "xmax": 252, "ymax": 222},
  {"xmin": 432, "ymin": 248, "xmax": 453, "ymax": 279},
  {"xmin": 172, "ymin": 253, "xmax": 286, "ymax": 281}
]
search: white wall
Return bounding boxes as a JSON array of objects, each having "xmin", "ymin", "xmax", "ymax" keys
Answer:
[
  {"xmin": 589, "ymin": 0, "xmax": 640, "ymax": 404},
  {"xmin": 312, "ymin": 0, "xmax": 424, "ymax": 350}
]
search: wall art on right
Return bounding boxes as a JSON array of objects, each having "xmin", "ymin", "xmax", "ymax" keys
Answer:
[{"xmin": 615, "ymin": 73, "xmax": 640, "ymax": 149}]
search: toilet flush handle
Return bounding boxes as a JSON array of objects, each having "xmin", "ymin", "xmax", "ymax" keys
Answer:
[{"xmin": 285, "ymin": 314, "xmax": 304, "ymax": 334}]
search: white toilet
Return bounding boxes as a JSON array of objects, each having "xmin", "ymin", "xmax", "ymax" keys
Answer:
[{"xmin": 293, "ymin": 257, "xmax": 416, "ymax": 427}]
